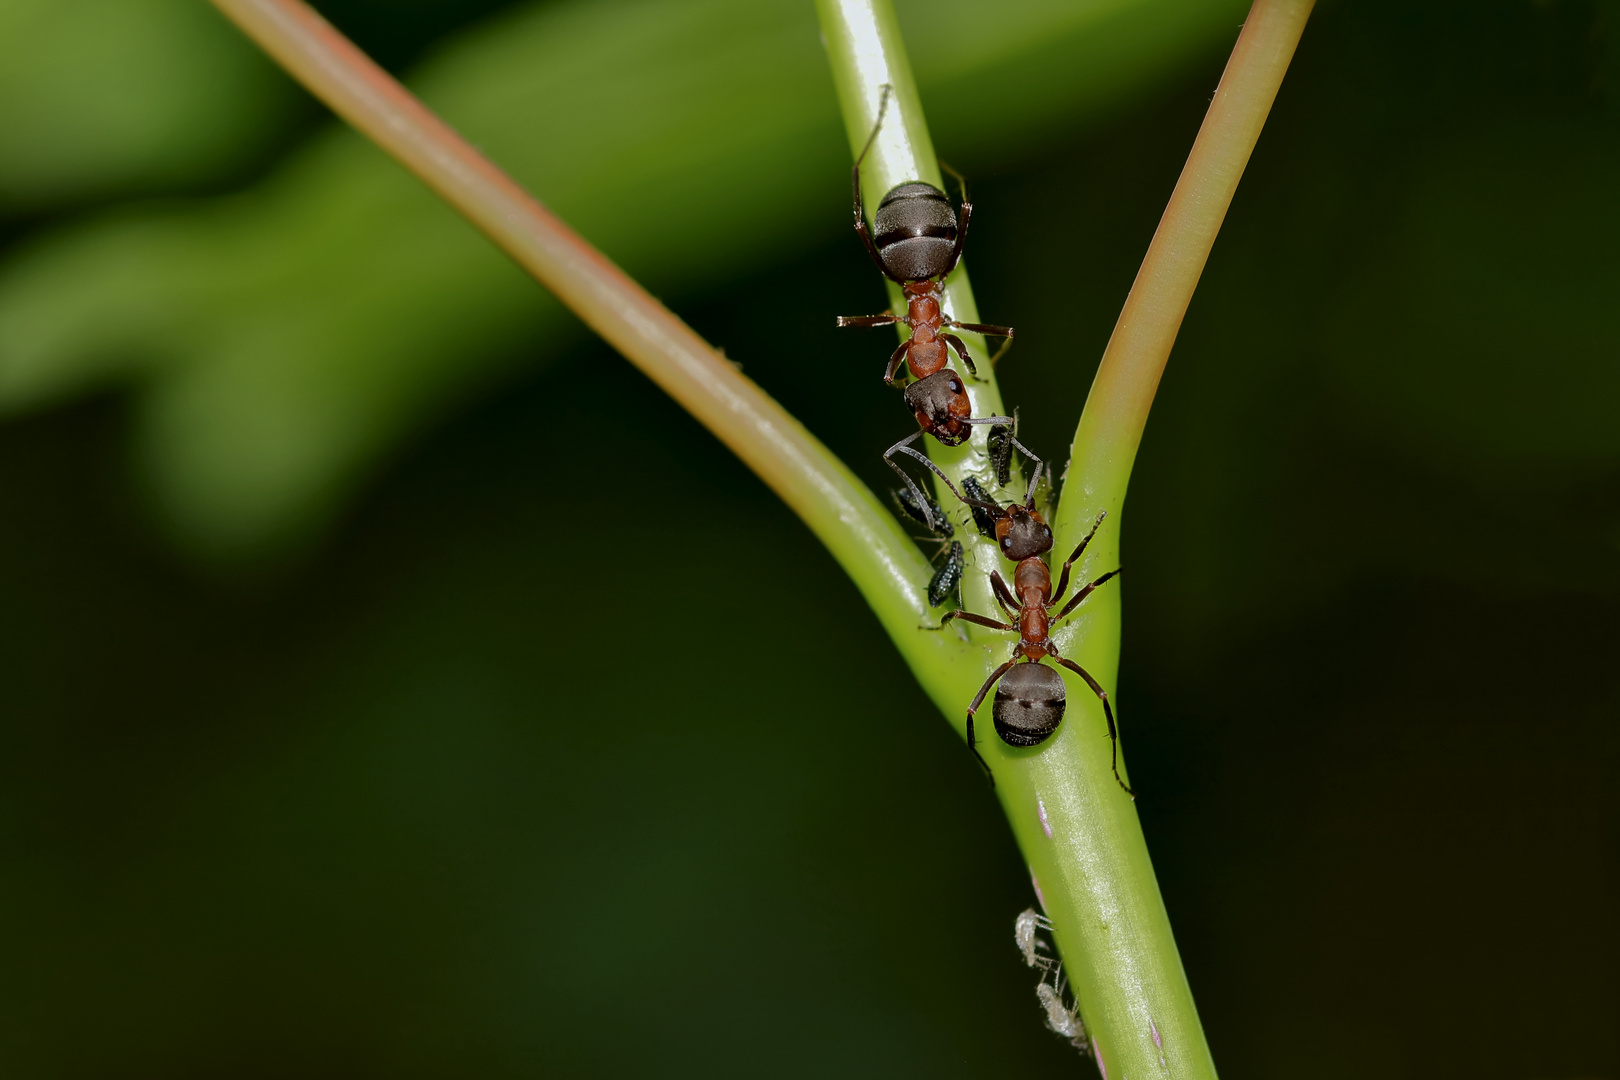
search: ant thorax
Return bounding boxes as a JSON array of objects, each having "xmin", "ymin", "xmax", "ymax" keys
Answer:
[{"xmin": 905, "ymin": 288, "xmax": 942, "ymax": 320}]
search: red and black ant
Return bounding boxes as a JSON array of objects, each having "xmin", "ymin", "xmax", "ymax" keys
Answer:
[
  {"xmin": 909, "ymin": 452, "xmax": 1133, "ymax": 796},
  {"xmin": 835, "ymin": 86, "xmax": 1017, "ymax": 508}
]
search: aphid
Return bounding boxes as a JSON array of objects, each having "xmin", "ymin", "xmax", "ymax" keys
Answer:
[
  {"xmin": 1036, "ymin": 975, "xmax": 1088, "ymax": 1051},
  {"xmin": 988, "ymin": 409, "xmax": 1019, "ymax": 488},
  {"xmin": 930, "ymin": 467, "xmax": 1131, "ymax": 794},
  {"xmin": 960, "ymin": 476, "xmax": 1005, "ymax": 540},
  {"xmin": 891, "ymin": 487, "xmax": 965, "ymax": 608},
  {"xmin": 1014, "ymin": 907, "xmax": 1057, "ymax": 971},
  {"xmin": 835, "ymin": 85, "xmax": 1016, "ymax": 499}
]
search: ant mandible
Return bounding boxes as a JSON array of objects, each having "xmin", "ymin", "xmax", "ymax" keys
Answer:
[
  {"xmin": 836, "ymin": 86, "xmax": 1017, "ymax": 504},
  {"xmin": 915, "ymin": 454, "xmax": 1133, "ymax": 797}
]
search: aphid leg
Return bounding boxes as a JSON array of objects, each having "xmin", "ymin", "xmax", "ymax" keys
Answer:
[
  {"xmin": 949, "ymin": 320, "xmax": 1016, "ymax": 365},
  {"xmin": 852, "ymin": 85, "xmax": 903, "ymax": 283},
  {"xmin": 1048, "ymin": 511, "xmax": 1108, "ymax": 605},
  {"xmin": 1052, "ymin": 568, "xmax": 1120, "ymax": 623},
  {"xmin": 1051, "ymin": 653, "xmax": 1136, "ymax": 798}
]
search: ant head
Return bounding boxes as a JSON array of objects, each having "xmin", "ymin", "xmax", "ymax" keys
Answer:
[
  {"xmin": 874, "ymin": 182, "xmax": 958, "ymax": 281},
  {"xmin": 902, "ymin": 370, "xmax": 970, "ymax": 446},
  {"xmin": 995, "ymin": 503, "xmax": 1053, "ymax": 561}
]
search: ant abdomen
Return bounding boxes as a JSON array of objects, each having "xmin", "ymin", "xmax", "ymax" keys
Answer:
[
  {"xmin": 993, "ymin": 663, "xmax": 1067, "ymax": 747},
  {"xmin": 874, "ymin": 182, "xmax": 958, "ymax": 282}
]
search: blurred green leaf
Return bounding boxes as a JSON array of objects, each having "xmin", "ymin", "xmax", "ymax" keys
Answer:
[
  {"xmin": 0, "ymin": 0, "xmax": 296, "ymax": 211},
  {"xmin": 0, "ymin": 0, "xmax": 1246, "ymax": 559}
]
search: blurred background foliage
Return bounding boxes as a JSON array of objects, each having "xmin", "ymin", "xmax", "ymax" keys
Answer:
[{"xmin": 0, "ymin": 0, "xmax": 1616, "ymax": 1076}]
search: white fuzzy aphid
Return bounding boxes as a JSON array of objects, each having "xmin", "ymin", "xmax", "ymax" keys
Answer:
[
  {"xmin": 1036, "ymin": 970, "xmax": 1089, "ymax": 1052},
  {"xmin": 1017, "ymin": 907, "xmax": 1087, "ymax": 1053},
  {"xmin": 1013, "ymin": 907, "xmax": 1057, "ymax": 971}
]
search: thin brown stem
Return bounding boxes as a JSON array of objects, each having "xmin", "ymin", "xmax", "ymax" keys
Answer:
[
  {"xmin": 207, "ymin": 0, "xmax": 935, "ymax": 619},
  {"xmin": 1062, "ymin": 0, "xmax": 1315, "ymax": 525}
]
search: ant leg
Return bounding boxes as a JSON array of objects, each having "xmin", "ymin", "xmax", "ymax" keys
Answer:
[
  {"xmin": 883, "ymin": 341, "xmax": 910, "ymax": 386},
  {"xmin": 965, "ymin": 657, "xmax": 1017, "ymax": 784},
  {"xmin": 1049, "ymin": 511, "xmax": 1107, "ymax": 605},
  {"xmin": 941, "ymin": 334, "xmax": 983, "ymax": 381},
  {"xmin": 943, "ymin": 199, "xmax": 973, "ymax": 281},
  {"xmin": 939, "ymin": 158, "xmax": 970, "ymax": 204},
  {"xmin": 1051, "ymin": 569, "xmax": 1121, "ymax": 623},
  {"xmin": 966, "ymin": 713, "xmax": 994, "ymax": 784},
  {"xmin": 939, "ymin": 609, "xmax": 1013, "ymax": 632},
  {"xmin": 1051, "ymin": 654, "xmax": 1136, "ymax": 798},
  {"xmin": 836, "ymin": 313, "xmax": 902, "ymax": 329},
  {"xmin": 937, "ymin": 159, "xmax": 973, "ymax": 281},
  {"xmin": 853, "ymin": 86, "xmax": 903, "ymax": 284},
  {"xmin": 989, "ymin": 570, "xmax": 1021, "ymax": 620},
  {"xmin": 966, "ymin": 658, "xmax": 1017, "ymax": 721},
  {"xmin": 947, "ymin": 320, "xmax": 1015, "ymax": 365}
]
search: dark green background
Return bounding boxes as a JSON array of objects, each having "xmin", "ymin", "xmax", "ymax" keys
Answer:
[{"xmin": 2, "ymin": 0, "xmax": 1617, "ymax": 1076}]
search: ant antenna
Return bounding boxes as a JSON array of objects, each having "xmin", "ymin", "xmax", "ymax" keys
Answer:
[
  {"xmin": 1019, "ymin": 451, "xmax": 1047, "ymax": 509},
  {"xmin": 884, "ymin": 426, "xmax": 1012, "ymax": 531}
]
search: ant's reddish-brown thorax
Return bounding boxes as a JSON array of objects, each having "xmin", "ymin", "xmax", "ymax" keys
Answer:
[{"xmin": 902, "ymin": 285, "xmax": 948, "ymax": 378}]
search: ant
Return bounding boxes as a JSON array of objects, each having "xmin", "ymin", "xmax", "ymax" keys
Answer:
[
  {"xmin": 891, "ymin": 485, "xmax": 964, "ymax": 608},
  {"xmin": 836, "ymin": 86, "xmax": 1017, "ymax": 503},
  {"xmin": 907, "ymin": 450, "xmax": 1133, "ymax": 796}
]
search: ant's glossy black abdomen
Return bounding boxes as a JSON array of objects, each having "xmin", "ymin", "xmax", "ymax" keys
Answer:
[{"xmin": 873, "ymin": 181, "xmax": 958, "ymax": 282}]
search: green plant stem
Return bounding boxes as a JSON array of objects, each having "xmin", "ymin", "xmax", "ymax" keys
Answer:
[
  {"xmin": 816, "ymin": 0, "xmax": 1017, "ymax": 640},
  {"xmin": 1062, "ymin": 0, "xmax": 1316, "ymax": 522},
  {"xmin": 1040, "ymin": 2, "xmax": 1314, "ymax": 1076},
  {"xmin": 822, "ymin": 1, "xmax": 1312, "ymax": 1077},
  {"xmin": 213, "ymin": 0, "xmax": 1309, "ymax": 1075}
]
